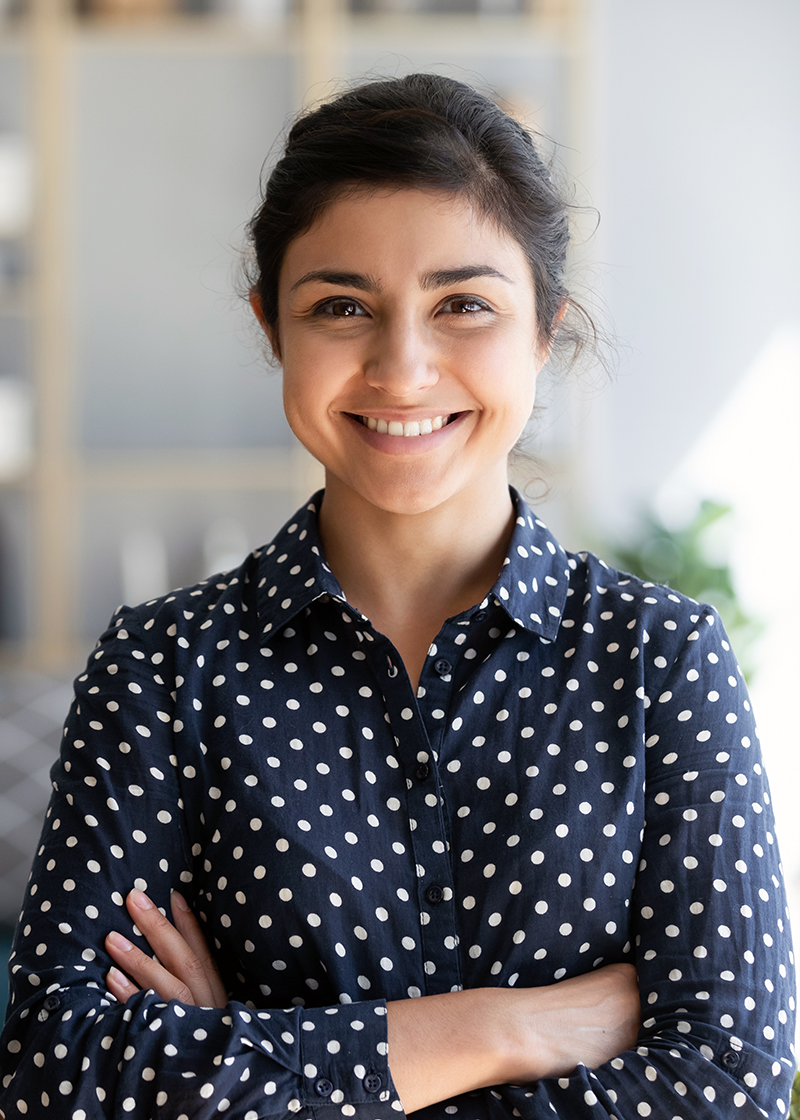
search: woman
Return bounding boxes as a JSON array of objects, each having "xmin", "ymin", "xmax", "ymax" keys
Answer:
[{"xmin": 0, "ymin": 74, "xmax": 795, "ymax": 1119}]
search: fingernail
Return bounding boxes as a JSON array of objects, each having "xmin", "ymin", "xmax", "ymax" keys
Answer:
[
  {"xmin": 108, "ymin": 931, "xmax": 133, "ymax": 952},
  {"xmin": 130, "ymin": 889, "xmax": 153, "ymax": 911},
  {"xmin": 171, "ymin": 891, "xmax": 190, "ymax": 912},
  {"xmin": 108, "ymin": 966, "xmax": 132, "ymax": 988}
]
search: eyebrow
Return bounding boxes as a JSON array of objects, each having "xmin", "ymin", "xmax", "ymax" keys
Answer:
[
  {"xmin": 290, "ymin": 265, "xmax": 514, "ymax": 294},
  {"xmin": 290, "ymin": 270, "xmax": 382, "ymax": 293},
  {"xmin": 421, "ymin": 266, "xmax": 514, "ymax": 290}
]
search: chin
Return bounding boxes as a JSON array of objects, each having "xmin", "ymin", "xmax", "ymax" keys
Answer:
[
  {"xmin": 350, "ymin": 471, "xmax": 472, "ymax": 518},
  {"xmin": 372, "ymin": 495, "xmax": 446, "ymax": 517}
]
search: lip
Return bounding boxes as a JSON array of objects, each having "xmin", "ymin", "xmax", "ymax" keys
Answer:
[
  {"xmin": 343, "ymin": 410, "xmax": 469, "ymax": 454},
  {"xmin": 348, "ymin": 410, "xmax": 457, "ymax": 422}
]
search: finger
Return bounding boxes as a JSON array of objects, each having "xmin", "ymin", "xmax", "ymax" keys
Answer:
[
  {"xmin": 105, "ymin": 929, "xmax": 196, "ymax": 1005},
  {"xmin": 171, "ymin": 892, "xmax": 228, "ymax": 1007},
  {"xmin": 105, "ymin": 964, "xmax": 140, "ymax": 1004},
  {"xmin": 126, "ymin": 889, "xmax": 220, "ymax": 1007}
]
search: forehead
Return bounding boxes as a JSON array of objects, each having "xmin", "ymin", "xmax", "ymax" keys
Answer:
[{"xmin": 279, "ymin": 186, "xmax": 531, "ymax": 288}]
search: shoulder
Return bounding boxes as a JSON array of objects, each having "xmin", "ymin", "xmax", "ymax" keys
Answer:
[
  {"xmin": 81, "ymin": 554, "xmax": 261, "ymax": 695},
  {"xmin": 121, "ymin": 553, "xmax": 260, "ymax": 634},
  {"xmin": 558, "ymin": 547, "xmax": 733, "ymax": 675},
  {"xmin": 83, "ymin": 494, "xmax": 328, "ymax": 683},
  {"xmin": 510, "ymin": 491, "xmax": 711, "ymax": 646},
  {"xmin": 508, "ymin": 493, "xmax": 725, "ymax": 669},
  {"xmin": 564, "ymin": 546, "xmax": 709, "ymax": 626}
]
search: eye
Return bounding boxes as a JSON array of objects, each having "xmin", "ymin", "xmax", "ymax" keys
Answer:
[
  {"xmin": 314, "ymin": 297, "xmax": 367, "ymax": 318},
  {"xmin": 439, "ymin": 296, "xmax": 492, "ymax": 315}
]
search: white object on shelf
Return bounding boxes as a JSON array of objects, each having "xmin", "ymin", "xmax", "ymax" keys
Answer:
[
  {"xmin": 0, "ymin": 378, "xmax": 33, "ymax": 480},
  {"xmin": 0, "ymin": 135, "xmax": 31, "ymax": 240}
]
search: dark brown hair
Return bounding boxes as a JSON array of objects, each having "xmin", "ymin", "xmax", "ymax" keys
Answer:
[{"xmin": 247, "ymin": 72, "xmax": 593, "ymax": 362}]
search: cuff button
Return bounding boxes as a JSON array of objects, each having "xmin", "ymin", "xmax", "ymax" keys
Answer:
[
  {"xmin": 43, "ymin": 995, "xmax": 61, "ymax": 1011},
  {"xmin": 314, "ymin": 1078, "xmax": 334, "ymax": 1097},
  {"xmin": 721, "ymin": 1050, "xmax": 741, "ymax": 1070},
  {"xmin": 363, "ymin": 1073, "xmax": 383, "ymax": 1093}
]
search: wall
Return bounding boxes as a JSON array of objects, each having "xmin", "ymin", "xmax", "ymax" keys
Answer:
[{"xmin": 580, "ymin": 0, "xmax": 800, "ymax": 538}]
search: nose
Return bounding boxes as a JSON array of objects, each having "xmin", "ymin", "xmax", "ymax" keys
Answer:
[{"xmin": 362, "ymin": 317, "xmax": 439, "ymax": 397}]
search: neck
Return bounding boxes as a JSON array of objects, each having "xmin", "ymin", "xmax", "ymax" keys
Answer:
[{"xmin": 318, "ymin": 472, "xmax": 515, "ymax": 684}]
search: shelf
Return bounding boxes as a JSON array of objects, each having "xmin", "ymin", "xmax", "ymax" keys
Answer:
[
  {"xmin": 79, "ymin": 446, "xmax": 324, "ymax": 493},
  {"xmin": 1, "ymin": 2, "xmax": 576, "ymax": 49},
  {"xmin": 72, "ymin": 10, "xmax": 297, "ymax": 50},
  {"xmin": 0, "ymin": 449, "xmax": 325, "ymax": 492},
  {"xmin": 347, "ymin": 10, "xmax": 575, "ymax": 51}
]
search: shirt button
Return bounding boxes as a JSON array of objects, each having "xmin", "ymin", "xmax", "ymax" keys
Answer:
[
  {"xmin": 425, "ymin": 884, "xmax": 444, "ymax": 905},
  {"xmin": 363, "ymin": 1073, "xmax": 383, "ymax": 1093},
  {"xmin": 43, "ymin": 995, "xmax": 61, "ymax": 1011},
  {"xmin": 473, "ymin": 610, "xmax": 487, "ymax": 622},
  {"xmin": 433, "ymin": 658, "xmax": 452, "ymax": 677},
  {"xmin": 314, "ymin": 1078, "xmax": 334, "ymax": 1097},
  {"xmin": 415, "ymin": 762, "xmax": 430, "ymax": 782},
  {"xmin": 720, "ymin": 1050, "xmax": 741, "ymax": 1070}
]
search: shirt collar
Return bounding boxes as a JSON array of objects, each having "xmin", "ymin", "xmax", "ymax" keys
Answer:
[
  {"xmin": 492, "ymin": 489, "xmax": 572, "ymax": 641},
  {"xmin": 255, "ymin": 488, "xmax": 571, "ymax": 643}
]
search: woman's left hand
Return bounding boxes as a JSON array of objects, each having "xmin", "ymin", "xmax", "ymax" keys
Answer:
[{"xmin": 105, "ymin": 889, "xmax": 228, "ymax": 1009}]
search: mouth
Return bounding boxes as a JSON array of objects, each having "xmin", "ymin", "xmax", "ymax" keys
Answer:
[{"xmin": 351, "ymin": 413, "xmax": 459, "ymax": 438}]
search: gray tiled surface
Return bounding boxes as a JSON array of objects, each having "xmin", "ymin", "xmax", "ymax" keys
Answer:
[{"xmin": 0, "ymin": 673, "xmax": 74, "ymax": 926}]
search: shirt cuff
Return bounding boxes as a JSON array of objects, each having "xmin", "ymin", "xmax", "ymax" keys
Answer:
[
  {"xmin": 299, "ymin": 1000, "xmax": 404, "ymax": 1117},
  {"xmin": 650, "ymin": 1017, "xmax": 793, "ymax": 1106}
]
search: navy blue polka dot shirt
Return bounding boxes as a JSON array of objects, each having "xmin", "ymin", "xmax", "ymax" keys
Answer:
[{"xmin": 1, "ymin": 489, "xmax": 795, "ymax": 1119}]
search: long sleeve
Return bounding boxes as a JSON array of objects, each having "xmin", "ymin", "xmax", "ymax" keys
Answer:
[
  {"xmin": 0, "ymin": 605, "xmax": 402, "ymax": 1120},
  {"xmin": 487, "ymin": 603, "xmax": 796, "ymax": 1119}
]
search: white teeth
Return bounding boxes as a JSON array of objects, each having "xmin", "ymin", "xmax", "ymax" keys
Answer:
[{"xmin": 362, "ymin": 414, "xmax": 450, "ymax": 437}]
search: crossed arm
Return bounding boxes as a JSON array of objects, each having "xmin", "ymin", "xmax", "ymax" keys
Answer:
[
  {"xmin": 5, "ymin": 599, "xmax": 791, "ymax": 1119},
  {"xmin": 106, "ymin": 888, "xmax": 641, "ymax": 1113}
]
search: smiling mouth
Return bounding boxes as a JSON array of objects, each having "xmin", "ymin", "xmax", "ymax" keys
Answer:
[{"xmin": 353, "ymin": 414, "xmax": 457, "ymax": 437}]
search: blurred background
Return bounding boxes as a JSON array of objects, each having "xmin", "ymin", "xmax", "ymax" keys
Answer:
[{"xmin": 0, "ymin": 0, "xmax": 798, "ymax": 1022}]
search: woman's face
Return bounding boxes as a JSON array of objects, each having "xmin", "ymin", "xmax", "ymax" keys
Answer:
[{"xmin": 271, "ymin": 187, "xmax": 548, "ymax": 517}]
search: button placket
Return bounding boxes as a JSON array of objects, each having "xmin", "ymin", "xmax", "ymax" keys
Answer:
[{"xmin": 379, "ymin": 635, "xmax": 461, "ymax": 995}]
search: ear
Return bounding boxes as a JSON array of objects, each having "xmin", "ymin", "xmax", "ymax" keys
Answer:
[
  {"xmin": 250, "ymin": 289, "xmax": 281, "ymax": 362},
  {"xmin": 535, "ymin": 299, "xmax": 568, "ymax": 368}
]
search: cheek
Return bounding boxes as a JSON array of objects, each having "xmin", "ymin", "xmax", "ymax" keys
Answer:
[
  {"xmin": 280, "ymin": 354, "xmax": 338, "ymax": 447},
  {"xmin": 481, "ymin": 341, "xmax": 540, "ymax": 412},
  {"xmin": 281, "ymin": 370, "xmax": 310, "ymax": 434}
]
